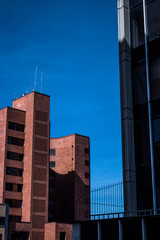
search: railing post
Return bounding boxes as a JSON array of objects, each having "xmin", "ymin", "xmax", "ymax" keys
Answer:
[
  {"xmin": 142, "ymin": 218, "xmax": 146, "ymax": 240},
  {"xmin": 97, "ymin": 222, "xmax": 102, "ymax": 240},
  {"xmin": 119, "ymin": 220, "xmax": 123, "ymax": 240}
]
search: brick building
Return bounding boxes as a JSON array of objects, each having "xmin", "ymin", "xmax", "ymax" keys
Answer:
[
  {"xmin": 49, "ymin": 134, "xmax": 90, "ymax": 223},
  {"xmin": 0, "ymin": 91, "xmax": 90, "ymax": 240},
  {"xmin": 0, "ymin": 92, "xmax": 50, "ymax": 240}
]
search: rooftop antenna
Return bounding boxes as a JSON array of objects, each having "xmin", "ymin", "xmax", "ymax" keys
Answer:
[
  {"xmin": 34, "ymin": 66, "xmax": 38, "ymax": 91},
  {"xmin": 14, "ymin": 92, "xmax": 16, "ymax": 100},
  {"xmin": 30, "ymin": 77, "xmax": 32, "ymax": 92},
  {"xmin": 41, "ymin": 71, "xmax": 43, "ymax": 93}
]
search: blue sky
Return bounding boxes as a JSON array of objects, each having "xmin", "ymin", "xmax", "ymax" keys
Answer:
[{"xmin": 0, "ymin": 0, "xmax": 122, "ymax": 188}]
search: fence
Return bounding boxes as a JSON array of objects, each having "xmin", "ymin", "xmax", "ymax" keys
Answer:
[{"xmin": 76, "ymin": 182, "xmax": 124, "ymax": 221}]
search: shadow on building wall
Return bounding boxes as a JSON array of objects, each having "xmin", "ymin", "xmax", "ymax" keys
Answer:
[{"xmin": 48, "ymin": 169, "xmax": 90, "ymax": 223}]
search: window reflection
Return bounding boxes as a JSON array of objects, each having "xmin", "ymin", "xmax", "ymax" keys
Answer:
[
  {"xmin": 131, "ymin": 6, "xmax": 144, "ymax": 49},
  {"xmin": 147, "ymin": 0, "xmax": 160, "ymax": 42}
]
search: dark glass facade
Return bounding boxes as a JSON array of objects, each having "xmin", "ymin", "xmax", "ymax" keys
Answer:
[{"xmin": 130, "ymin": 0, "xmax": 160, "ymax": 210}]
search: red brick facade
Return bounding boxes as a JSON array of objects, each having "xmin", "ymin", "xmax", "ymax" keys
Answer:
[
  {"xmin": 0, "ymin": 92, "xmax": 50, "ymax": 240},
  {"xmin": 45, "ymin": 222, "xmax": 72, "ymax": 240},
  {"xmin": 49, "ymin": 134, "xmax": 90, "ymax": 222},
  {"xmin": 0, "ymin": 91, "xmax": 90, "ymax": 240}
]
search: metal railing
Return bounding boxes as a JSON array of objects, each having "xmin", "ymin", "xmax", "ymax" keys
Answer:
[
  {"xmin": 76, "ymin": 181, "xmax": 160, "ymax": 221},
  {"xmin": 91, "ymin": 182, "xmax": 124, "ymax": 216},
  {"xmin": 90, "ymin": 208, "xmax": 160, "ymax": 220},
  {"xmin": 76, "ymin": 182, "xmax": 124, "ymax": 221}
]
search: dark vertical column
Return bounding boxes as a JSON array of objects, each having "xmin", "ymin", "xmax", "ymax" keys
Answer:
[
  {"xmin": 118, "ymin": 0, "xmax": 137, "ymax": 214},
  {"xmin": 97, "ymin": 222, "xmax": 102, "ymax": 240},
  {"xmin": 119, "ymin": 220, "xmax": 123, "ymax": 240},
  {"xmin": 142, "ymin": 218, "xmax": 146, "ymax": 240},
  {"xmin": 142, "ymin": 0, "xmax": 157, "ymax": 212}
]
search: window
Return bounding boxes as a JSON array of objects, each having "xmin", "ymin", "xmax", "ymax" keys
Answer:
[
  {"xmin": 5, "ymin": 183, "xmax": 13, "ymax": 191},
  {"xmin": 8, "ymin": 122, "xmax": 25, "ymax": 132},
  {"xmin": 17, "ymin": 184, "xmax": 23, "ymax": 192},
  {"xmin": 85, "ymin": 148, "xmax": 90, "ymax": 154},
  {"xmin": 85, "ymin": 172, "xmax": 90, "ymax": 179},
  {"xmin": 49, "ymin": 161, "xmax": 55, "ymax": 168},
  {"xmin": 5, "ymin": 183, "xmax": 22, "ymax": 192},
  {"xmin": 8, "ymin": 136, "xmax": 24, "ymax": 146},
  {"xmin": 5, "ymin": 199, "xmax": 22, "ymax": 208},
  {"xmin": 0, "ymin": 217, "xmax": 5, "ymax": 226},
  {"xmin": 5, "ymin": 199, "xmax": 12, "ymax": 207},
  {"xmin": 6, "ymin": 167, "xmax": 23, "ymax": 177},
  {"xmin": 9, "ymin": 216, "xmax": 21, "ymax": 222},
  {"xmin": 147, "ymin": 0, "xmax": 160, "ymax": 42},
  {"xmin": 85, "ymin": 160, "xmax": 89, "ymax": 166},
  {"xmin": 0, "ymin": 234, "xmax": 2, "ymax": 240},
  {"xmin": 60, "ymin": 232, "xmax": 66, "ymax": 240},
  {"xmin": 50, "ymin": 149, "xmax": 55, "ymax": 156},
  {"xmin": 7, "ymin": 152, "xmax": 23, "ymax": 161}
]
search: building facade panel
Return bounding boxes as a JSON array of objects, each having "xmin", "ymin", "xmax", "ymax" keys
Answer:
[{"xmin": 118, "ymin": 0, "xmax": 160, "ymax": 212}]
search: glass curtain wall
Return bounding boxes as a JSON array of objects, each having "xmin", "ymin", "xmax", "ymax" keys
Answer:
[
  {"xmin": 147, "ymin": 0, "xmax": 160, "ymax": 209},
  {"xmin": 129, "ymin": 0, "xmax": 160, "ymax": 210}
]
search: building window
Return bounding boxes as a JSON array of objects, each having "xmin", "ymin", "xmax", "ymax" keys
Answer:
[
  {"xmin": 6, "ymin": 167, "xmax": 23, "ymax": 177},
  {"xmin": 85, "ymin": 172, "xmax": 90, "ymax": 179},
  {"xmin": 5, "ymin": 183, "xmax": 22, "ymax": 192},
  {"xmin": 9, "ymin": 216, "xmax": 21, "ymax": 222},
  {"xmin": 49, "ymin": 161, "xmax": 55, "ymax": 168},
  {"xmin": 85, "ymin": 148, "xmax": 90, "ymax": 154},
  {"xmin": 5, "ymin": 199, "xmax": 22, "ymax": 208},
  {"xmin": 50, "ymin": 149, "xmax": 55, "ymax": 156},
  {"xmin": 7, "ymin": 151, "xmax": 23, "ymax": 161},
  {"xmin": 8, "ymin": 122, "xmax": 25, "ymax": 132},
  {"xmin": 17, "ymin": 184, "xmax": 23, "ymax": 192},
  {"xmin": 0, "ymin": 217, "xmax": 5, "ymax": 226},
  {"xmin": 60, "ymin": 232, "xmax": 66, "ymax": 240},
  {"xmin": 5, "ymin": 183, "xmax": 13, "ymax": 191},
  {"xmin": 85, "ymin": 160, "xmax": 89, "ymax": 166},
  {"xmin": 8, "ymin": 136, "xmax": 24, "ymax": 146}
]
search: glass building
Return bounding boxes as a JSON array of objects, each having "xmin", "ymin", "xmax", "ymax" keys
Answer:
[{"xmin": 118, "ymin": 0, "xmax": 160, "ymax": 213}]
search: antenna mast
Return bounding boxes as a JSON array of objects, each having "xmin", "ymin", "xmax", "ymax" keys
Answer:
[
  {"xmin": 30, "ymin": 77, "xmax": 32, "ymax": 92},
  {"xmin": 34, "ymin": 66, "xmax": 38, "ymax": 91}
]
